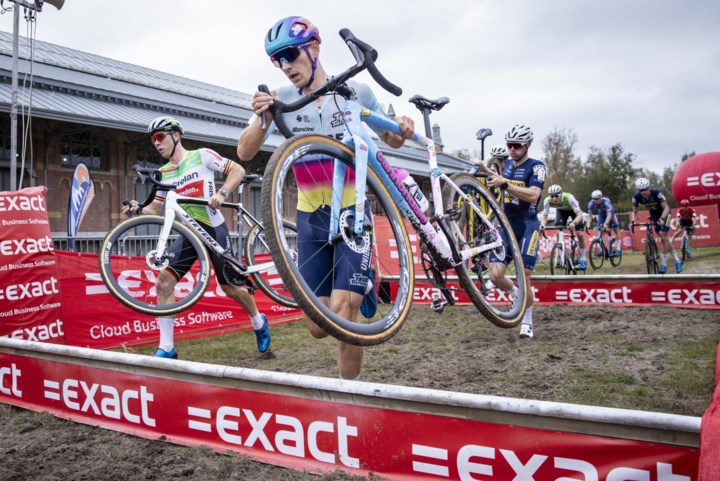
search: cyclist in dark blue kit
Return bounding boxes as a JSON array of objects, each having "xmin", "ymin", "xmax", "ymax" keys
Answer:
[
  {"xmin": 482, "ymin": 124, "xmax": 546, "ymax": 339},
  {"xmin": 587, "ymin": 190, "xmax": 622, "ymax": 257},
  {"xmin": 630, "ymin": 177, "xmax": 682, "ymax": 273}
]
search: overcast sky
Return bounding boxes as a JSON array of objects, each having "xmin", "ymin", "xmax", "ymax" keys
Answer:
[{"xmin": 1, "ymin": 0, "xmax": 718, "ymax": 174}]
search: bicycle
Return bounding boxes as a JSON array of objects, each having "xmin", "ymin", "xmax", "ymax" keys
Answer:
[
  {"xmin": 632, "ymin": 222, "xmax": 660, "ymax": 274},
  {"xmin": 259, "ymin": 29, "xmax": 528, "ymax": 346},
  {"xmin": 542, "ymin": 226, "xmax": 582, "ymax": 275},
  {"xmin": 588, "ymin": 225, "xmax": 622, "ymax": 270},
  {"xmin": 678, "ymin": 225, "xmax": 694, "ymax": 262},
  {"xmin": 99, "ymin": 165, "xmax": 298, "ymax": 316}
]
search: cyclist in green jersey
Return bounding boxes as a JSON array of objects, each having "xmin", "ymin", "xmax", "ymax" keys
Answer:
[
  {"xmin": 122, "ymin": 116, "xmax": 271, "ymax": 359},
  {"xmin": 539, "ymin": 185, "xmax": 588, "ymax": 270}
]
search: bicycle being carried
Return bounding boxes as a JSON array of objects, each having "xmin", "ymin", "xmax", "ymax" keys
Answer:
[
  {"xmin": 588, "ymin": 225, "xmax": 623, "ymax": 270},
  {"xmin": 260, "ymin": 29, "xmax": 528, "ymax": 346},
  {"xmin": 632, "ymin": 221, "xmax": 661, "ymax": 274},
  {"xmin": 99, "ymin": 165, "xmax": 297, "ymax": 316},
  {"xmin": 542, "ymin": 224, "xmax": 584, "ymax": 275}
]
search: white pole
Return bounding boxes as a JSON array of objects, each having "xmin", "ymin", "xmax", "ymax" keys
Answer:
[{"xmin": 9, "ymin": 3, "xmax": 19, "ymax": 190}]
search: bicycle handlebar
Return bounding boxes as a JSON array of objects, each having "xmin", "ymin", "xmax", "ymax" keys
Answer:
[{"xmin": 261, "ymin": 28, "xmax": 403, "ymax": 139}]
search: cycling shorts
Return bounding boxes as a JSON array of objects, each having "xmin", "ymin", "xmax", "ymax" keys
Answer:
[
  {"xmin": 167, "ymin": 222, "xmax": 233, "ymax": 285},
  {"xmin": 678, "ymin": 219, "xmax": 694, "ymax": 229},
  {"xmin": 598, "ymin": 213, "xmax": 619, "ymax": 229},
  {"xmin": 554, "ymin": 210, "xmax": 585, "ymax": 231},
  {"xmin": 490, "ymin": 216, "xmax": 540, "ymax": 271},
  {"xmin": 297, "ymin": 204, "xmax": 373, "ymax": 297},
  {"xmin": 651, "ymin": 216, "xmax": 671, "ymax": 234}
]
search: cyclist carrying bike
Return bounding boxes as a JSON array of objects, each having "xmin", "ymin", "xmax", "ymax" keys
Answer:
[
  {"xmin": 540, "ymin": 185, "xmax": 587, "ymax": 270},
  {"xmin": 480, "ymin": 124, "xmax": 545, "ymax": 339},
  {"xmin": 630, "ymin": 177, "xmax": 682, "ymax": 273},
  {"xmin": 670, "ymin": 199, "xmax": 698, "ymax": 256},
  {"xmin": 236, "ymin": 16, "xmax": 415, "ymax": 380},
  {"xmin": 122, "ymin": 116, "xmax": 271, "ymax": 359},
  {"xmin": 587, "ymin": 190, "xmax": 622, "ymax": 257}
]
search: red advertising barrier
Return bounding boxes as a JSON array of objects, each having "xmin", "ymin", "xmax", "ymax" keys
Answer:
[
  {"xmin": 0, "ymin": 344, "xmax": 699, "ymax": 480},
  {"xmin": 0, "ymin": 187, "xmax": 65, "ymax": 344},
  {"xmin": 632, "ymin": 205, "xmax": 720, "ymax": 250},
  {"xmin": 55, "ymin": 251, "xmax": 301, "ymax": 350}
]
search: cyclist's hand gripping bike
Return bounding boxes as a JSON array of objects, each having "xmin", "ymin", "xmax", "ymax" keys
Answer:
[
  {"xmin": 99, "ymin": 165, "xmax": 297, "ymax": 316},
  {"xmin": 259, "ymin": 29, "xmax": 528, "ymax": 346}
]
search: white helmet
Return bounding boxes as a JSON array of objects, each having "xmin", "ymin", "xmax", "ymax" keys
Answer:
[
  {"xmin": 547, "ymin": 184, "xmax": 562, "ymax": 195},
  {"xmin": 505, "ymin": 124, "xmax": 533, "ymax": 143},
  {"xmin": 635, "ymin": 178, "xmax": 650, "ymax": 190},
  {"xmin": 591, "ymin": 190, "xmax": 603, "ymax": 199},
  {"xmin": 148, "ymin": 116, "xmax": 184, "ymax": 135},
  {"xmin": 489, "ymin": 145, "xmax": 509, "ymax": 157}
]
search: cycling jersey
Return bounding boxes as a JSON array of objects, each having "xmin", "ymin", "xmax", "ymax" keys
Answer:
[
  {"xmin": 501, "ymin": 157, "xmax": 546, "ymax": 221},
  {"xmin": 632, "ymin": 188, "xmax": 667, "ymax": 220},
  {"xmin": 154, "ymin": 148, "xmax": 231, "ymax": 227},
  {"xmin": 677, "ymin": 207, "xmax": 696, "ymax": 222},
  {"xmin": 587, "ymin": 197, "xmax": 615, "ymax": 216},
  {"xmin": 542, "ymin": 192, "xmax": 582, "ymax": 217},
  {"xmin": 268, "ymin": 80, "xmax": 391, "ymax": 213}
]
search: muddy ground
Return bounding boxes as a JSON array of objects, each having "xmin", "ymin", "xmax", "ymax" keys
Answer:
[{"xmin": 1, "ymin": 257, "xmax": 718, "ymax": 481}]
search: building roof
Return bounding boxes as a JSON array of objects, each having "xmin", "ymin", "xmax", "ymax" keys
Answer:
[{"xmin": 0, "ymin": 31, "xmax": 470, "ymax": 176}]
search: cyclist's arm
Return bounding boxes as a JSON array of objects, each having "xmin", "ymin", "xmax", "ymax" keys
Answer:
[
  {"xmin": 237, "ymin": 89, "xmax": 277, "ymax": 161},
  {"xmin": 659, "ymin": 200, "xmax": 670, "ymax": 222},
  {"xmin": 630, "ymin": 207, "xmax": 638, "ymax": 224},
  {"xmin": 540, "ymin": 198, "xmax": 550, "ymax": 227},
  {"xmin": 492, "ymin": 181, "xmax": 541, "ymax": 204},
  {"xmin": 568, "ymin": 195, "xmax": 583, "ymax": 227},
  {"xmin": 121, "ymin": 198, "xmax": 162, "ymax": 216}
]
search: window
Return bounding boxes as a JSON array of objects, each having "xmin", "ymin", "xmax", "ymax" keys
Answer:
[{"xmin": 59, "ymin": 130, "xmax": 108, "ymax": 170}]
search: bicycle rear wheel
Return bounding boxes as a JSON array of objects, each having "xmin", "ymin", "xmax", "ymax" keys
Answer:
[
  {"xmin": 681, "ymin": 235, "xmax": 689, "ymax": 263},
  {"xmin": 261, "ymin": 134, "xmax": 414, "ymax": 346},
  {"xmin": 99, "ymin": 215, "xmax": 211, "ymax": 316},
  {"xmin": 549, "ymin": 243, "xmax": 563, "ymax": 275},
  {"xmin": 609, "ymin": 238, "xmax": 622, "ymax": 267},
  {"xmin": 244, "ymin": 219, "xmax": 298, "ymax": 308},
  {"xmin": 588, "ymin": 239, "xmax": 605, "ymax": 270},
  {"xmin": 442, "ymin": 173, "xmax": 528, "ymax": 328}
]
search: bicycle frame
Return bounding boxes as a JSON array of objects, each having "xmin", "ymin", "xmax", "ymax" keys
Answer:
[{"xmin": 336, "ymin": 100, "xmax": 503, "ymax": 267}]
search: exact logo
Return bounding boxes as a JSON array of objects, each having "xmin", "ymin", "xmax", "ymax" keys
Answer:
[
  {"xmin": 0, "ymin": 236, "xmax": 54, "ymax": 256},
  {"xmin": 0, "ymin": 193, "xmax": 46, "ymax": 212},
  {"xmin": 556, "ymin": 286, "xmax": 632, "ymax": 304},
  {"xmin": 187, "ymin": 406, "xmax": 359, "ymax": 468},
  {"xmin": 652, "ymin": 288, "xmax": 720, "ymax": 305},
  {"xmin": 44, "ymin": 378, "xmax": 156, "ymax": 427},
  {"xmin": 0, "ymin": 277, "xmax": 59, "ymax": 302},
  {"xmin": 4, "ymin": 319, "xmax": 64, "ymax": 342},
  {"xmin": 0, "ymin": 362, "xmax": 22, "ymax": 397},
  {"xmin": 687, "ymin": 172, "xmax": 720, "ymax": 187}
]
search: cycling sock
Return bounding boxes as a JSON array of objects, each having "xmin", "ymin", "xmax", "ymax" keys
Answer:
[
  {"xmin": 340, "ymin": 374, "xmax": 361, "ymax": 381},
  {"xmin": 580, "ymin": 248, "xmax": 586, "ymax": 260},
  {"xmin": 672, "ymin": 251, "xmax": 680, "ymax": 262},
  {"xmin": 250, "ymin": 313, "xmax": 265, "ymax": 330},
  {"xmin": 522, "ymin": 307, "xmax": 533, "ymax": 326},
  {"xmin": 158, "ymin": 317, "xmax": 175, "ymax": 351},
  {"xmin": 662, "ymin": 253, "xmax": 669, "ymax": 265}
]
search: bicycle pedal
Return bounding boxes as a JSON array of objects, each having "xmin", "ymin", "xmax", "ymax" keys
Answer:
[{"xmin": 430, "ymin": 296, "xmax": 448, "ymax": 313}]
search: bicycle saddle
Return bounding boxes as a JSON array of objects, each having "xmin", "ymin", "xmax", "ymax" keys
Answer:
[{"xmin": 409, "ymin": 94, "xmax": 450, "ymax": 112}]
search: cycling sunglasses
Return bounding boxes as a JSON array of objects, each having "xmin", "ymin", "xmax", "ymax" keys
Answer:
[
  {"xmin": 270, "ymin": 45, "xmax": 307, "ymax": 68},
  {"xmin": 506, "ymin": 142, "xmax": 526, "ymax": 150},
  {"xmin": 550, "ymin": 194, "xmax": 561, "ymax": 198},
  {"xmin": 151, "ymin": 132, "xmax": 167, "ymax": 144}
]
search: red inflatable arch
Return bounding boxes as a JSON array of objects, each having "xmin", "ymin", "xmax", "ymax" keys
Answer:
[{"xmin": 672, "ymin": 152, "xmax": 720, "ymax": 209}]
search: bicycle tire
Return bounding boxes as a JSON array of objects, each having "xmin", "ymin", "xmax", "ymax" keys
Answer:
[
  {"xmin": 567, "ymin": 241, "xmax": 579, "ymax": 275},
  {"xmin": 645, "ymin": 237, "xmax": 659, "ymax": 274},
  {"xmin": 442, "ymin": 173, "xmax": 528, "ymax": 328},
  {"xmin": 681, "ymin": 235, "xmax": 688, "ymax": 263},
  {"xmin": 485, "ymin": 159, "xmax": 504, "ymax": 204},
  {"xmin": 244, "ymin": 219, "xmax": 298, "ymax": 308},
  {"xmin": 261, "ymin": 134, "xmax": 414, "ymax": 346},
  {"xmin": 588, "ymin": 239, "xmax": 605, "ymax": 270},
  {"xmin": 550, "ymin": 243, "xmax": 563, "ymax": 275},
  {"xmin": 99, "ymin": 215, "xmax": 211, "ymax": 316},
  {"xmin": 609, "ymin": 238, "xmax": 622, "ymax": 267}
]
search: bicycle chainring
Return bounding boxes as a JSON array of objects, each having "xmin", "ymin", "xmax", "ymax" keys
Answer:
[
  {"xmin": 339, "ymin": 210, "xmax": 371, "ymax": 255},
  {"xmin": 223, "ymin": 263, "xmax": 247, "ymax": 287},
  {"xmin": 145, "ymin": 250, "xmax": 169, "ymax": 270}
]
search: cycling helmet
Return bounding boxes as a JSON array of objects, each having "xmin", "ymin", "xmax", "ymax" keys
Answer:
[
  {"xmin": 680, "ymin": 199, "xmax": 690, "ymax": 206},
  {"xmin": 490, "ymin": 145, "xmax": 509, "ymax": 157},
  {"xmin": 148, "ymin": 116, "xmax": 184, "ymax": 135},
  {"xmin": 635, "ymin": 177, "xmax": 650, "ymax": 190},
  {"xmin": 265, "ymin": 16, "xmax": 321, "ymax": 56},
  {"xmin": 548, "ymin": 184, "xmax": 563, "ymax": 195},
  {"xmin": 505, "ymin": 124, "xmax": 533, "ymax": 143},
  {"xmin": 591, "ymin": 190, "xmax": 603, "ymax": 199}
]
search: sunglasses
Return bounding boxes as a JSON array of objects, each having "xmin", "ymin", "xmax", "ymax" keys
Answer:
[
  {"xmin": 550, "ymin": 194, "xmax": 561, "ymax": 198},
  {"xmin": 270, "ymin": 45, "xmax": 305, "ymax": 68},
  {"xmin": 506, "ymin": 143, "xmax": 525, "ymax": 150},
  {"xmin": 639, "ymin": 188, "xmax": 649, "ymax": 193},
  {"xmin": 151, "ymin": 132, "xmax": 168, "ymax": 144}
]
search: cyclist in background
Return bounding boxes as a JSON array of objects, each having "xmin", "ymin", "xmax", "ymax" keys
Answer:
[
  {"xmin": 670, "ymin": 199, "xmax": 698, "ymax": 257},
  {"xmin": 236, "ymin": 16, "xmax": 415, "ymax": 380},
  {"xmin": 630, "ymin": 177, "xmax": 682, "ymax": 273},
  {"xmin": 587, "ymin": 190, "xmax": 622, "ymax": 257},
  {"xmin": 122, "ymin": 116, "xmax": 271, "ymax": 359},
  {"xmin": 481, "ymin": 124, "xmax": 545, "ymax": 339},
  {"xmin": 539, "ymin": 185, "xmax": 587, "ymax": 270},
  {"xmin": 485, "ymin": 145, "xmax": 509, "ymax": 174}
]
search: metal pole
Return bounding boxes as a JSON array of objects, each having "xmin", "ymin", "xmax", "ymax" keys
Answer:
[{"xmin": 9, "ymin": 4, "xmax": 19, "ymax": 190}]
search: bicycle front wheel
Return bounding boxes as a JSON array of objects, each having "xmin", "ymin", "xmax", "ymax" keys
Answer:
[
  {"xmin": 681, "ymin": 235, "xmax": 689, "ymax": 263},
  {"xmin": 550, "ymin": 243, "xmax": 563, "ymax": 275},
  {"xmin": 645, "ymin": 239, "xmax": 659, "ymax": 274},
  {"xmin": 609, "ymin": 238, "xmax": 622, "ymax": 267},
  {"xmin": 244, "ymin": 219, "xmax": 298, "ymax": 308},
  {"xmin": 261, "ymin": 134, "xmax": 414, "ymax": 346},
  {"xmin": 566, "ymin": 241, "xmax": 579, "ymax": 275},
  {"xmin": 442, "ymin": 173, "xmax": 528, "ymax": 328},
  {"xmin": 99, "ymin": 215, "xmax": 211, "ymax": 316},
  {"xmin": 589, "ymin": 239, "xmax": 605, "ymax": 270}
]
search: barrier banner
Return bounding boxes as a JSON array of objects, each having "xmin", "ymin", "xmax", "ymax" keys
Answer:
[
  {"xmin": 0, "ymin": 187, "xmax": 65, "ymax": 343},
  {"xmin": 406, "ymin": 277, "xmax": 720, "ymax": 309},
  {"xmin": 0, "ymin": 351, "xmax": 698, "ymax": 480},
  {"xmin": 55, "ymin": 251, "xmax": 300, "ymax": 350},
  {"xmin": 631, "ymin": 205, "xmax": 720, "ymax": 250}
]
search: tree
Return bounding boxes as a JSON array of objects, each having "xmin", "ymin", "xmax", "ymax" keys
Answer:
[{"xmin": 541, "ymin": 126, "xmax": 582, "ymax": 191}]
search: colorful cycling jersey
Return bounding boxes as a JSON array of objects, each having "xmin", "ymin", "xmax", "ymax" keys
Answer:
[
  {"xmin": 501, "ymin": 157, "xmax": 546, "ymax": 221},
  {"xmin": 542, "ymin": 192, "xmax": 582, "ymax": 218},
  {"xmin": 587, "ymin": 197, "xmax": 615, "ymax": 217},
  {"xmin": 677, "ymin": 206, "xmax": 696, "ymax": 222},
  {"xmin": 268, "ymin": 80, "xmax": 391, "ymax": 212},
  {"xmin": 154, "ymin": 148, "xmax": 231, "ymax": 227},
  {"xmin": 632, "ymin": 188, "xmax": 667, "ymax": 219}
]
